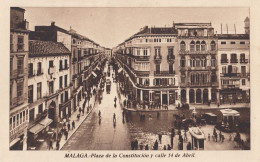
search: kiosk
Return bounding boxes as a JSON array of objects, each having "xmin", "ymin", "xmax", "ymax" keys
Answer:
[{"xmin": 189, "ymin": 127, "xmax": 205, "ymax": 150}]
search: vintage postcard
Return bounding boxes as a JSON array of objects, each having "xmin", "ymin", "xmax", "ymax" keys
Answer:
[{"xmin": 1, "ymin": 0, "xmax": 260, "ymax": 162}]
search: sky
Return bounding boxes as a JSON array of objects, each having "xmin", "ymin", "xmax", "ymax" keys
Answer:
[{"xmin": 24, "ymin": 7, "xmax": 249, "ymax": 48}]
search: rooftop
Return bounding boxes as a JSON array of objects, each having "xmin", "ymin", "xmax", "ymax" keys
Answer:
[
  {"xmin": 217, "ymin": 34, "xmax": 249, "ymax": 39},
  {"xmin": 29, "ymin": 40, "xmax": 70, "ymax": 57}
]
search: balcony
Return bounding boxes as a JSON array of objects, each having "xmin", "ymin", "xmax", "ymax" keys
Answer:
[
  {"xmin": 135, "ymin": 71, "xmax": 150, "ymax": 77},
  {"xmin": 134, "ymin": 55, "xmax": 150, "ymax": 61},
  {"xmin": 154, "ymin": 71, "xmax": 175, "ymax": 76},
  {"xmin": 48, "ymin": 66, "xmax": 56, "ymax": 74},
  {"xmin": 230, "ymin": 59, "xmax": 238, "ymax": 63},
  {"xmin": 220, "ymin": 73, "xmax": 239, "ymax": 77},
  {"xmin": 154, "ymin": 55, "xmax": 162, "ymax": 60},
  {"xmin": 221, "ymin": 84, "xmax": 240, "ymax": 89},
  {"xmin": 240, "ymin": 59, "xmax": 249, "ymax": 63},
  {"xmin": 179, "ymin": 50, "xmax": 216, "ymax": 55},
  {"xmin": 221, "ymin": 59, "xmax": 228, "ymax": 63},
  {"xmin": 239, "ymin": 73, "xmax": 250, "ymax": 78}
]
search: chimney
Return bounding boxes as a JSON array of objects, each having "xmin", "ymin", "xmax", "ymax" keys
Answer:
[
  {"xmin": 51, "ymin": 21, "xmax": 55, "ymax": 26},
  {"xmin": 172, "ymin": 21, "xmax": 175, "ymax": 29}
]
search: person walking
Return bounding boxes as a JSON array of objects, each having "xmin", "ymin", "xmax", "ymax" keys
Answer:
[
  {"xmin": 171, "ymin": 133, "xmax": 174, "ymax": 147},
  {"xmin": 208, "ymin": 133, "xmax": 210, "ymax": 141},
  {"xmin": 79, "ymin": 107, "xmax": 82, "ymax": 115},
  {"xmin": 64, "ymin": 130, "xmax": 68, "ymax": 140},
  {"xmin": 114, "ymin": 96, "xmax": 117, "ymax": 103},
  {"xmin": 49, "ymin": 140, "xmax": 53, "ymax": 150},
  {"xmin": 67, "ymin": 122, "xmax": 70, "ymax": 131},
  {"xmin": 145, "ymin": 144, "xmax": 149, "ymax": 150},
  {"xmin": 153, "ymin": 140, "xmax": 158, "ymax": 150},
  {"xmin": 113, "ymin": 113, "xmax": 116, "ymax": 123},
  {"xmin": 158, "ymin": 133, "xmax": 162, "ymax": 144},
  {"xmin": 72, "ymin": 120, "xmax": 75, "ymax": 130},
  {"xmin": 167, "ymin": 144, "xmax": 171, "ymax": 150},
  {"xmin": 56, "ymin": 140, "xmax": 60, "ymax": 150}
]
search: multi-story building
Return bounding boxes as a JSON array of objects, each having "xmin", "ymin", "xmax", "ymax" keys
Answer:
[
  {"xmin": 217, "ymin": 18, "xmax": 250, "ymax": 104},
  {"xmin": 10, "ymin": 7, "xmax": 30, "ymax": 150},
  {"xmin": 115, "ymin": 26, "xmax": 179, "ymax": 107},
  {"xmin": 176, "ymin": 23, "xmax": 219, "ymax": 105},
  {"xmin": 27, "ymin": 40, "xmax": 71, "ymax": 140}
]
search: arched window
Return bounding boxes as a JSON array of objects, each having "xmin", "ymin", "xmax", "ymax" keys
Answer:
[
  {"xmin": 190, "ymin": 41, "xmax": 195, "ymax": 51},
  {"xmin": 190, "ymin": 57, "xmax": 195, "ymax": 67},
  {"xmin": 211, "ymin": 56, "xmax": 216, "ymax": 67},
  {"xmin": 211, "ymin": 41, "xmax": 216, "ymax": 51},
  {"xmin": 201, "ymin": 41, "xmax": 206, "ymax": 51},
  {"xmin": 196, "ymin": 41, "xmax": 200, "ymax": 51},
  {"xmin": 201, "ymin": 57, "xmax": 206, "ymax": 67},
  {"xmin": 180, "ymin": 41, "xmax": 186, "ymax": 51},
  {"xmin": 195, "ymin": 57, "xmax": 201, "ymax": 67},
  {"xmin": 181, "ymin": 56, "xmax": 186, "ymax": 67}
]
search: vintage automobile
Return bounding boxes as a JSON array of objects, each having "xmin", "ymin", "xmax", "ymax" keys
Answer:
[{"xmin": 201, "ymin": 113, "xmax": 217, "ymax": 125}]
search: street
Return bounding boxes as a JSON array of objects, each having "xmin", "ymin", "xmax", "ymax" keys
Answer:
[{"xmin": 62, "ymin": 65, "xmax": 131, "ymax": 150}]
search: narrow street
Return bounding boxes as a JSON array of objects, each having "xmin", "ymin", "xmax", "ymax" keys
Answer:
[{"xmin": 62, "ymin": 64, "xmax": 131, "ymax": 150}]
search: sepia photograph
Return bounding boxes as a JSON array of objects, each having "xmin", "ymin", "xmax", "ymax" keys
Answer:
[{"xmin": 9, "ymin": 7, "xmax": 250, "ymax": 151}]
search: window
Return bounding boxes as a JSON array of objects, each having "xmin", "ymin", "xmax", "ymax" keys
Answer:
[
  {"xmin": 28, "ymin": 85, "xmax": 33, "ymax": 103},
  {"xmin": 49, "ymin": 81, "xmax": 54, "ymax": 94},
  {"xmin": 137, "ymin": 48, "xmax": 140, "ymax": 55},
  {"xmin": 181, "ymin": 73, "xmax": 186, "ymax": 83},
  {"xmin": 60, "ymin": 93, "xmax": 64, "ymax": 103},
  {"xmin": 38, "ymin": 104, "xmax": 43, "ymax": 114},
  {"xmin": 195, "ymin": 58, "xmax": 201, "ymax": 67},
  {"xmin": 169, "ymin": 64, "xmax": 173, "ymax": 74},
  {"xmin": 240, "ymin": 41, "xmax": 245, "ymax": 44},
  {"xmin": 240, "ymin": 53, "xmax": 246, "ymax": 62},
  {"xmin": 17, "ymin": 81, "xmax": 23, "ymax": 97},
  {"xmin": 168, "ymin": 47, "xmax": 174, "ymax": 56},
  {"xmin": 20, "ymin": 112, "xmax": 22, "ymax": 124},
  {"xmin": 156, "ymin": 64, "xmax": 160, "ymax": 73},
  {"xmin": 23, "ymin": 111, "xmax": 25, "ymax": 122},
  {"xmin": 211, "ymin": 41, "xmax": 216, "ymax": 50},
  {"xmin": 49, "ymin": 60, "xmax": 54, "ymax": 68},
  {"xmin": 155, "ymin": 48, "xmax": 161, "ymax": 56},
  {"xmin": 10, "ymin": 117, "xmax": 12, "ymax": 130},
  {"xmin": 201, "ymin": 41, "xmax": 206, "ymax": 51},
  {"xmin": 59, "ymin": 76, "xmax": 63, "ymax": 89},
  {"xmin": 29, "ymin": 108, "xmax": 35, "ymax": 121},
  {"xmin": 196, "ymin": 41, "xmax": 200, "ymax": 51},
  {"xmin": 201, "ymin": 57, "xmax": 206, "ymax": 67},
  {"xmin": 230, "ymin": 41, "xmax": 236, "ymax": 44},
  {"xmin": 221, "ymin": 41, "xmax": 226, "ymax": 45},
  {"xmin": 190, "ymin": 41, "xmax": 195, "ymax": 51},
  {"xmin": 241, "ymin": 66, "xmax": 246, "ymax": 74},
  {"xmin": 190, "ymin": 57, "xmax": 195, "ymax": 67},
  {"xmin": 211, "ymin": 56, "xmax": 216, "ymax": 67},
  {"xmin": 17, "ymin": 57, "xmax": 24, "ymax": 74},
  {"xmin": 10, "ymin": 35, "xmax": 13, "ymax": 52},
  {"xmin": 17, "ymin": 36, "xmax": 24, "ymax": 51},
  {"xmin": 37, "ymin": 62, "xmax": 42, "ymax": 75},
  {"xmin": 64, "ymin": 75, "xmax": 68, "ymax": 87},
  {"xmin": 13, "ymin": 116, "xmax": 15, "ymax": 129},
  {"xmin": 211, "ymin": 74, "xmax": 216, "ymax": 82},
  {"xmin": 65, "ymin": 91, "xmax": 69, "ymax": 102},
  {"xmin": 16, "ymin": 114, "xmax": 19, "ymax": 126},
  {"xmin": 231, "ymin": 54, "xmax": 238, "ymax": 63},
  {"xmin": 221, "ymin": 54, "xmax": 228, "ymax": 63},
  {"xmin": 180, "ymin": 57, "xmax": 186, "ymax": 67},
  {"xmin": 28, "ymin": 63, "xmax": 34, "ymax": 77},
  {"xmin": 59, "ymin": 60, "xmax": 63, "ymax": 70},
  {"xmin": 143, "ymin": 48, "xmax": 148, "ymax": 56},
  {"xmin": 242, "ymin": 79, "xmax": 246, "ymax": 85},
  {"xmin": 37, "ymin": 82, "xmax": 42, "ymax": 99},
  {"xmin": 180, "ymin": 41, "xmax": 186, "ymax": 51},
  {"xmin": 26, "ymin": 109, "xmax": 28, "ymax": 120}
]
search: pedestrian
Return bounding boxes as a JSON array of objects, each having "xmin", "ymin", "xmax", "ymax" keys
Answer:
[
  {"xmin": 113, "ymin": 113, "xmax": 116, "ymax": 123},
  {"xmin": 114, "ymin": 96, "xmax": 117, "ymax": 103},
  {"xmin": 53, "ymin": 132, "xmax": 57, "ymax": 141},
  {"xmin": 184, "ymin": 130, "xmax": 187, "ymax": 142},
  {"xmin": 82, "ymin": 108, "xmax": 84, "ymax": 115},
  {"xmin": 67, "ymin": 122, "xmax": 70, "ymax": 131},
  {"xmin": 219, "ymin": 131, "xmax": 222, "ymax": 142},
  {"xmin": 153, "ymin": 140, "xmax": 158, "ymax": 150},
  {"xmin": 222, "ymin": 135, "xmax": 225, "ymax": 142},
  {"xmin": 56, "ymin": 140, "xmax": 60, "ymax": 150},
  {"xmin": 72, "ymin": 120, "xmax": 75, "ymax": 130},
  {"xmin": 163, "ymin": 145, "xmax": 166, "ymax": 150},
  {"xmin": 131, "ymin": 141, "xmax": 134, "ymax": 150},
  {"xmin": 49, "ymin": 140, "xmax": 53, "ymax": 150},
  {"xmin": 77, "ymin": 114, "xmax": 80, "ymax": 121},
  {"xmin": 79, "ymin": 107, "xmax": 82, "ymax": 115},
  {"xmin": 208, "ymin": 133, "xmax": 210, "ymax": 141},
  {"xmin": 167, "ymin": 144, "xmax": 171, "ymax": 150},
  {"xmin": 64, "ymin": 130, "xmax": 68, "ymax": 140},
  {"xmin": 171, "ymin": 134, "xmax": 174, "ymax": 147},
  {"xmin": 140, "ymin": 144, "xmax": 143, "ymax": 150},
  {"xmin": 187, "ymin": 142, "xmax": 191, "ymax": 150},
  {"xmin": 215, "ymin": 133, "xmax": 218, "ymax": 142},
  {"xmin": 158, "ymin": 133, "xmax": 162, "ymax": 144},
  {"xmin": 229, "ymin": 134, "xmax": 232, "ymax": 141},
  {"xmin": 145, "ymin": 144, "xmax": 149, "ymax": 150}
]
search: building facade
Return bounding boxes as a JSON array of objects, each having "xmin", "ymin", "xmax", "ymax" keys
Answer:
[
  {"xmin": 217, "ymin": 34, "xmax": 250, "ymax": 104},
  {"xmin": 176, "ymin": 23, "xmax": 219, "ymax": 105},
  {"xmin": 10, "ymin": 7, "xmax": 30, "ymax": 150},
  {"xmin": 115, "ymin": 26, "xmax": 179, "ymax": 107}
]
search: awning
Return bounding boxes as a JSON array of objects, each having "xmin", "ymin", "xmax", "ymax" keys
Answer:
[
  {"xmin": 39, "ymin": 118, "xmax": 53, "ymax": 127},
  {"xmin": 220, "ymin": 109, "xmax": 240, "ymax": 117},
  {"xmin": 10, "ymin": 137, "xmax": 21, "ymax": 147},
  {"xmin": 92, "ymin": 71, "xmax": 97, "ymax": 77},
  {"xmin": 29, "ymin": 124, "xmax": 45, "ymax": 134}
]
